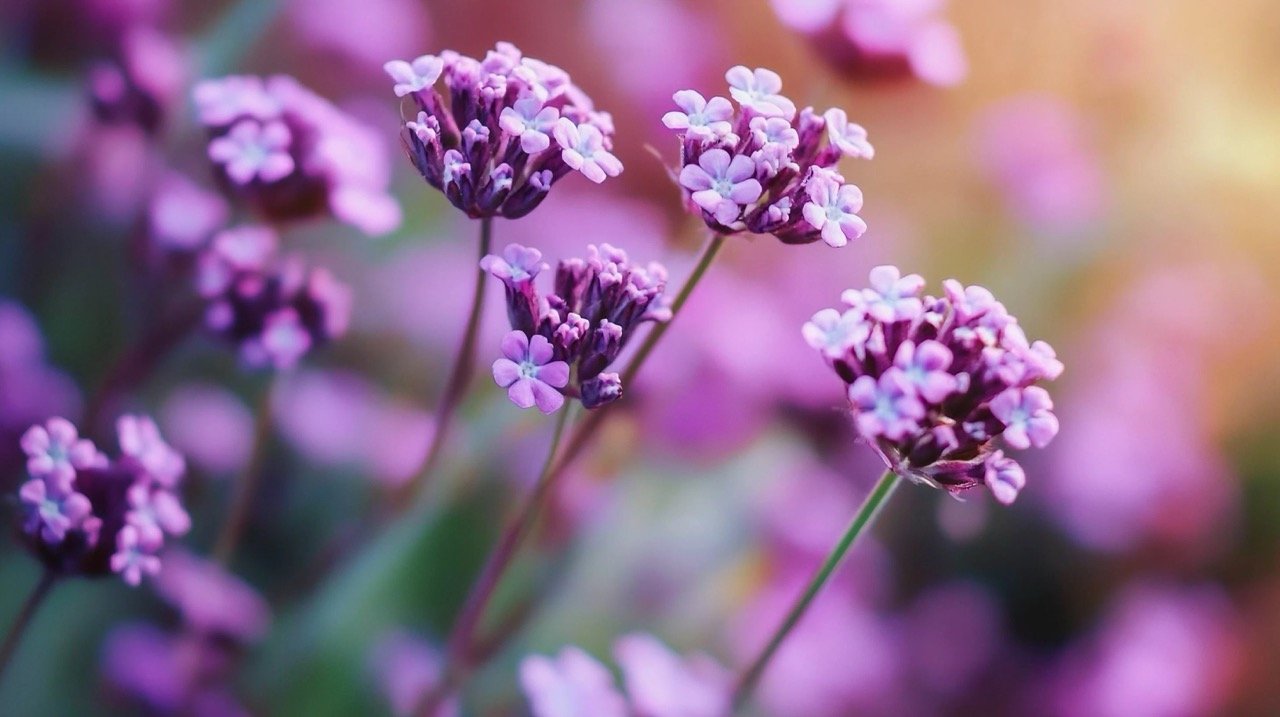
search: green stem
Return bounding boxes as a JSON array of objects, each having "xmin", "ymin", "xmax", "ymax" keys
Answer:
[
  {"xmin": 0, "ymin": 570, "xmax": 57, "ymax": 690},
  {"xmin": 416, "ymin": 405, "xmax": 575, "ymax": 715},
  {"xmin": 731, "ymin": 470, "xmax": 901, "ymax": 712},
  {"xmin": 399, "ymin": 217, "xmax": 495, "ymax": 510}
]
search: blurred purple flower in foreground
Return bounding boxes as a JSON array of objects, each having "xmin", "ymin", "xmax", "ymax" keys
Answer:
[
  {"xmin": 196, "ymin": 226, "xmax": 352, "ymax": 370},
  {"xmin": 520, "ymin": 634, "xmax": 730, "ymax": 717},
  {"xmin": 386, "ymin": 42, "xmax": 621, "ymax": 219},
  {"xmin": 804, "ymin": 265, "xmax": 1062, "ymax": 503},
  {"xmin": 369, "ymin": 631, "xmax": 458, "ymax": 717},
  {"xmin": 484, "ymin": 243, "xmax": 669, "ymax": 411},
  {"xmin": 666, "ymin": 67, "xmax": 872, "ymax": 246},
  {"xmin": 18, "ymin": 415, "xmax": 188, "ymax": 586},
  {"xmin": 769, "ymin": 0, "xmax": 967, "ymax": 87},
  {"xmin": 1047, "ymin": 583, "xmax": 1241, "ymax": 717},
  {"xmin": 0, "ymin": 301, "xmax": 81, "ymax": 481},
  {"xmin": 193, "ymin": 74, "xmax": 401, "ymax": 235},
  {"xmin": 87, "ymin": 26, "xmax": 186, "ymax": 135}
]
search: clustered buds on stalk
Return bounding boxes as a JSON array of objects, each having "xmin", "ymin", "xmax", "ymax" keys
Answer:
[
  {"xmin": 17, "ymin": 416, "xmax": 189, "ymax": 587},
  {"xmin": 665, "ymin": 66, "xmax": 873, "ymax": 247},
  {"xmin": 384, "ymin": 42, "xmax": 622, "ymax": 220},
  {"xmin": 196, "ymin": 226, "xmax": 352, "ymax": 370},
  {"xmin": 193, "ymin": 74, "xmax": 401, "ymax": 236},
  {"xmin": 483, "ymin": 243, "xmax": 669, "ymax": 414},
  {"xmin": 805, "ymin": 266, "xmax": 1063, "ymax": 504}
]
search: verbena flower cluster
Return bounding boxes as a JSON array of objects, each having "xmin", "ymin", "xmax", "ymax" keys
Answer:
[
  {"xmin": 385, "ymin": 42, "xmax": 621, "ymax": 219},
  {"xmin": 804, "ymin": 265, "xmax": 1063, "ymax": 504},
  {"xmin": 664, "ymin": 66, "xmax": 873, "ymax": 247},
  {"xmin": 193, "ymin": 74, "xmax": 401, "ymax": 236},
  {"xmin": 483, "ymin": 243, "xmax": 669, "ymax": 414},
  {"xmin": 521, "ymin": 634, "xmax": 730, "ymax": 717},
  {"xmin": 196, "ymin": 226, "xmax": 353, "ymax": 370},
  {"xmin": 18, "ymin": 416, "xmax": 189, "ymax": 586}
]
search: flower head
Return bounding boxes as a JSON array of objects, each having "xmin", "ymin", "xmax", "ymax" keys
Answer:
[
  {"xmin": 806, "ymin": 265, "xmax": 1062, "ymax": 504},
  {"xmin": 484, "ymin": 243, "xmax": 669, "ymax": 411},
  {"xmin": 21, "ymin": 417, "xmax": 105, "ymax": 490},
  {"xmin": 193, "ymin": 75, "xmax": 401, "ymax": 235},
  {"xmin": 386, "ymin": 43, "xmax": 621, "ymax": 219},
  {"xmin": 665, "ymin": 67, "xmax": 873, "ymax": 244},
  {"xmin": 196, "ymin": 226, "xmax": 352, "ymax": 370},
  {"xmin": 521, "ymin": 647, "xmax": 628, "ymax": 717},
  {"xmin": 16, "ymin": 415, "xmax": 189, "ymax": 586}
]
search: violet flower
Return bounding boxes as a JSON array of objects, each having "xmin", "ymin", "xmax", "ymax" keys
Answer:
[
  {"xmin": 87, "ymin": 27, "xmax": 185, "ymax": 136},
  {"xmin": 492, "ymin": 331, "xmax": 571, "ymax": 414},
  {"xmin": 385, "ymin": 42, "xmax": 621, "ymax": 219},
  {"xmin": 665, "ymin": 66, "xmax": 872, "ymax": 246},
  {"xmin": 804, "ymin": 265, "xmax": 1063, "ymax": 504},
  {"xmin": 16, "ymin": 415, "xmax": 190, "ymax": 587},
  {"xmin": 193, "ymin": 74, "xmax": 401, "ymax": 235},
  {"xmin": 520, "ymin": 636, "xmax": 730, "ymax": 717},
  {"xmin": 483, "ymin": 243, "xmax": 669, "ymax": 411},
  {"xmin": 196, "ymin": 226, "xmax": 352, "ymax": 370}
]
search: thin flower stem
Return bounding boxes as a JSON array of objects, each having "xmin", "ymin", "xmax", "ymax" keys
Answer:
[
  {"xmin": 0, "ymin": 570, "xmax": 57, "ymax": 689},
  {"xmin": 416, "ymin": 404, "xmax": 574, "ymax": 715},
  {"xmin": 731, "ymin": 469, "xmax": 901, "ymax": 712},
  {"xmin": 212, "ymin": 383, "xmax": 275, "ymax": 565},
  {"xmin": 398, "ymin": 217, "xmax": 495, "ymax": 510}
]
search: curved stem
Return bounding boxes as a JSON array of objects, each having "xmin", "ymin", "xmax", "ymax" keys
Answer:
[
  {"xmin": 0, "ymin": 570, "xmax": 57, "ymax": 689},
  {"xmin": 416, "ymin": 405, "xmax": 573, "ymax": 715},
  {"xmin": 212, "ymin": 383, "xmax": 275, "ymax": 565},
  {"xmin": 398, "ymin": 217, "xmax": 495, "ymax": 511},
  {"xmin": 731, "ymin": 470, "xmax": 901, "ymax": 712}
]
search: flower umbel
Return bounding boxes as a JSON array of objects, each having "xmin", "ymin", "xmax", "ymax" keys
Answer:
[
  {"xmin": 665, "ymin": 66, "xmax": 873, "ymax": 246},
  {"xmin": 196, "ymin": 226, "xmax": 352, "ymax": 370},
  {"xmin": 804, "ymin": 265, "xmax": 1063, "ymax": 504},
  {"xmin": 483, "ymin": 243, "xmax": 669, "ymax": 412},
  {"xmin": 385, "ymin": 42, "xmax": 621, "ymax": 219},
  {"xmin": 17, "ymin": 415, "xmax": 190, "ymax": 587},
  {"xmin": 193, "ymin": 74, "xmax": 402, "ymax": 235}
]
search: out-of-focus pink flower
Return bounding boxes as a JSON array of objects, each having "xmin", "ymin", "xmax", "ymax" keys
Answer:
[
  {"xmin": 520, "ymin": 647, "xmax": 628, "ymax": 717},
  {"xmin": 0, "ymin": 302, "xmax": 81, "ymax": 480},
  {"xmin": 976, "ymin": 96, "xmax": 1106, "ymax": 236},
  {"xmin": 1047, "ymin": 583, "xmax": 1241, "ymax": 717},
  {"xmin": 770, "ymin": 0, "xmax": 967, "ymax": 87},
  {"xmin": 159, "ymin": 384, "xmax": 253, "ymax": 476},
  {"xmin": 901, "ymin": 581, "xmax": 1003, "ymax": 698},
  {"xmin": 88, "ymin": 26, "xmax": 186, "ymax": 135},
  {"xmin": 153, "ymin": 549, "xmax": 270, "ymax": 641},
  {"xmin": 614, "ymin": 633, "xmax": 731, "ymax": 717},
  {"xmin": 368, "ymin": 631, "xmax": 458, "ymax": 717},
  {"xmin": 193, "ymin": 75, "xmax": 401, "ymax": 235},
  {"xmin": 102, "ymin": 623, "xmax": 251, "ymax": 716},
  {"xmin": 287, "ymin": 0, "xmax": 429, "ymax": 73},
  {"xmin": 272, "ymin": 370, "xmax": 433, "ymax": 487},
  {"xmin": 148, "ymin": 172, "xmax": 229, "ymax": 253}
]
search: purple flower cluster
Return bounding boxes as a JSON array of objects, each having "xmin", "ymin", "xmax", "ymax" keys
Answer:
[
  {"xmin": 804, "ymin": 265, "xmax": 1063, "ymax": 504},
  {"xmin": 385, "ymin": 42, "xmax": 621, "ymax": 219},
  {"xmin": 196, "ymin": 226, "xmax": 353, "ymax": 370},
  {"xmin": 87, "ymin": 27, "xmax": 185, "ymax": 136},
  {"xmin": 483, "ymin": 243, "xmax": 669, "ymax": 413},
  {"xmin": 521, "ymin": 634, "xmax": 730, "ymax": 717},
  {"xmin": 193, "ymin": 74, "xmax": 402, "ymax": 236},
  {"xmin": 664, "ymin": 66, "xmax": 873, "ymax": 247},
  {"xmin": 18, "ymin": 416, "xmax": 189, "ymax": 586}
]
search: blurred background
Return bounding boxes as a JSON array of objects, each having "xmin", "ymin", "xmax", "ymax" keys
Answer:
[{"xmin": 2, "ymin": 0, "xmax": 1280, "ymax": 714}]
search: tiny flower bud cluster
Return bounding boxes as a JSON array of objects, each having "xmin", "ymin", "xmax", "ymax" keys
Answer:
[
  {"xmin": 193, "ymin": 74, "xmax": 402, "ymax": 236},
  {"xmin": 483, "ymin": 243, "xmax": 669, "ymax": 413},
  {"xmin": 665, "ymin": 66, "xmax": 873, "ymax": 247},
  {"xmin": 196, "ymin": 226, "xmax": 352, "ymax": 370},
  {"xmin": 804, "ymin": 266, "xmax": 1063, "ymax": 504},
  {"xmin": 385, "ymin": 42, "xmax": 622, "ymax": 220},
  {"xmin": 17, "ymin": 416, "xmax": 190, "ymax": 587}
]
